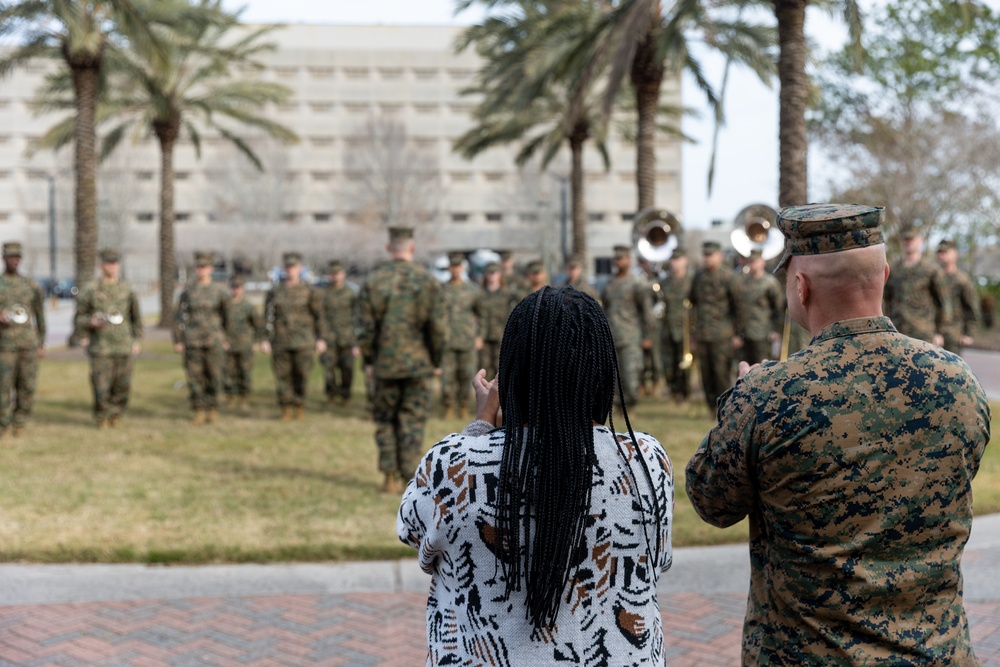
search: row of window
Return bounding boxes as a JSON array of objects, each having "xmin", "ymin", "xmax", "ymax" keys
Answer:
[
  {"xmin": 237, "ymin": 65, "xmax": 476, "ymax": 82},
  {"xmin": 0, "ymin": 211, "xmax": 636, "ymax": 224}
]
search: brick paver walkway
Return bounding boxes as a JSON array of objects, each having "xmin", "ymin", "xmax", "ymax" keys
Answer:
[{"xmin": 1, "ymin": 591, "xmax": 998, "ymax": 666}]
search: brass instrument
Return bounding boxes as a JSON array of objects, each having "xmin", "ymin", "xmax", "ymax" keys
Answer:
[
  {"xmin": 1, "ymin": 304, "xmax": 29, "ymax": 325},
  {"xmin": 731, "ymin": 203, "xmax": 783, "ymax": 260},
  {"xmin": 95, "ymin": 311, "xmax": 125, "ymax": 326},
  {"xmin": 779, "ymin": 311, "xmax": 792, "ymax": 361},
  {"xmin": 633, "ymin": 208, "xmax": 683, "ymax": 265},
  {"xmin": 680, "ymin": 298, "xmax": 694, "ymax": 370}
]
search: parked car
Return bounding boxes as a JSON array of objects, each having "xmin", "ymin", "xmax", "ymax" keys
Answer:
[{"xmin": 52, "ymin": 278, "xmax": 78, "ymax": 299}]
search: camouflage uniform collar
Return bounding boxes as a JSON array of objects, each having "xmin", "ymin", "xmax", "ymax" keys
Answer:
[{"xmin": 813, "ymin": 316, "xmax": 897, "ymax": 345}]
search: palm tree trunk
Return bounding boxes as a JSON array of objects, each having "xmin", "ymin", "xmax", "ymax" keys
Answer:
[
  {"xmin": 69, "ymin": 64, "xmax": 100, "ymax": 285},
  {"xmin": 155, "ymin": 118, "xmax": 180, "ymax": 328},
  {"xmin": 569, "ymin": 124, "xmax": 588, "ymax": 260},
  {"xmin": 631, "ymin": 31, "xmax": 664, "ymax": 212},
  {"xmin": 776, "ymin": 0, "xmax": 809, "ymax": 208}
]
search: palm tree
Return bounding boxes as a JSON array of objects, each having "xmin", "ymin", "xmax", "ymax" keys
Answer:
[
  {"xmin": 0, "ymin": 0, "xmax": 163, "ymax": 285},
  {"xmin": 774, "ymin": 0, "xmax": 861, "ymax": 207},
  {"xmin": 39, "ymin": 0, "xmax": 297, "ymax": 327},
  {"xmin": 454, "ymin": 1, "xmax": 610, "ymax": 261}
]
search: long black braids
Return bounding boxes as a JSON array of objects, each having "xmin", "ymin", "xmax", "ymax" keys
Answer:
[{"xmin": 495, "ymin": 286, "xmax": 663, "ymax": 630}]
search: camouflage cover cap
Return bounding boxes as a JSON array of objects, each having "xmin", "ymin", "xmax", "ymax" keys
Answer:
[
  {"xmin": 388, "ymin": 226, "xmax": 414, "ymax": 241},
  {"xmin": 670, "ymin": 246, "xmax": 687, "ymax": 259},
  {"xmin": 702, "ymin": 240, "xmax": 722, "ymax": 254},
  {"xmin": 900, "ymin": 227, "xmax": 920, "ymax": 241},
  {"xmin": 447, "ymin": 252, "xmax": 465, "ymax": 266},
  {"xmin": 2, "ymin": 241, "xmax": 22, "ymax": 257},
  {"xmin": 937, "ymin": 239, "xmax": 957, "ymax": 252},
  {"xmin": 526, "ymin": 259, "xmax": 544, "ymax": 274},
  {"xmin": 283, "ymin": 251, "xmax": 303, "ymax": 267},
  {"xmin": 498, "ymin": 249, "xmax": 513, "ymax": 261},
  {"xmin": 327, "ymin": 259, "xmax": 345, "ymax": 273},
  {"xmin": 483, "ymin": 262, "xmax": 501, "ymax": 274},
  {"xmin": 229, "ymin": 274, "xmax": 246, "ymax": 288},
  {"xmin": 774, "ymin": 203, "xmax": 885, "ymax": 273},
  {"xmin": 194, "ymin": 251, "xmax": 213, "ymax": 267},
  {"xmin": 99, "ymin": 248, "xmax": 120, "ymax": 263},
  {"xmin": 613, "ymin": 245, "xmax": 631, "ymax": 259},
  {"xmin": 565, "ymin": 256, "xmax": 584, "ymax": 269}
]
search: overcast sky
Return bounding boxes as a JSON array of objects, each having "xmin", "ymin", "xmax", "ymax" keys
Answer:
[{"xmin": 224, "ymin": 0, "xmax": 856, "ymax": 230}]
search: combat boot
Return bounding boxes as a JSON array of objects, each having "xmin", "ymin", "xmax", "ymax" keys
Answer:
[
  {"xmin": 380, "ymin": 472, "xmax": 401, "ymax": 494},
  {"xmin": 192, "ymin": 409, "xmax": 207, "ymax": 426},
  {"xmin": 237, "ymin": 397, "xmax": 249, "ymax": 414},
  {"xmin": 109, "ymin": 414, "xmax": 121, "ymax": 428},
  {"xmin": 293, "ymin": 405, "xmax": 304, "ymax": 421},
  {"xmin": 97, "ymin": 419, "xmax": 110, "ymax": 431},
  {"xmin": 0, "ymin": 429, "xmax": 11, "ymax": 447},
  {"xmin": 327, "ymin": 396, "xmax": 338, "ymax": 410},
  {"xmin": 457, "ymin": 403, "xmax": 468, "ymax": 420},
  {"xmin": 280, "ymin": 406, "xmax": 293, "ymax": 422},
  {"xmin": 442, "ymin": 405, "xmax": 454, "ymax": 420},
  {"xmin": 206, "ymin": 408, "xmax": 218, "ymax": 424},
  {"xmin": 12, "ymin": 424, "xmax": 25, "ymax": 437}
]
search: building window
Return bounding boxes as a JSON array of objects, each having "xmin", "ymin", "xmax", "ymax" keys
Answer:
[
  {"xmin": 619, "ymin": 171, "xmax": 636, "ymax": 182},
  {"xmin": 588, "ymin": 212, "xmax": 605, "ymax": 222},
  {"xmin": 379, "ymin": 68, "xmax": 404, "ymax": 80},
  {"xmin": 0, "ymin": 212, "xmax": 9, "ymax": 222},
  {"xmin": 485, "ymin": 212, "xmax": 503, "ymax": 223},
  {"xmin": 27, "ymin": 212, "xmax": 46, "ymax": 223},
  {"xmin": 307, "ymin": 66, "xmax": 334, "ymax": 79},
  {"xmin": 379, "ymin": 102, "xmax": 403, "ymax": 115},
  {"xmin": 282, "ymin": 212, "xmax": 298, "ymax": 223},
  {"xmin": 273, "ymin": 66, "xmax": 298, "ymax": 77},
  {"xmin": 447, "ymin": 68, "xmax": 474, "ymax": 80},
  {"xmin": 284, "ymin": 171, "xmax": 299, "ymax": 182},
  {"xmin": 450, "ymin": 171, "xmax": 472, "ymax": 183},
  {"xmin": 136, "ymin": 171, "xmax": 155, "ymax": 181},
  {"xmin": 451, "ymin": 213, "xmax": 470, "ymax": 223},
  {"xmin": 309, "ymin": 136, "xmax": 334, "ymax": 148},
  {"xmin": 344, "ymin": 102, "xmax": 368, "ymax": 114},
  {"xmin": 310, "ymin": 171, "xmax": 334, "ymax": 181},
  {"xmin": 175, "ymin": 212, "xmax": 191, "ymax": 222},
  {"xmin": 308, "ymin": 101, "xmax": 334, "ymax": 113},
  {"xmin": 519, "ymin": 212, "xmax": 538, "ymax": 223},
  {"xmin": 137, "ymin": 212, "xmax": 155, "ymax": 223},
  {"xmin": 413, "ymin": 68, "xmax": 438, "ymax": 80},
  {"xmin": 0, "ymin": 100, "xmax": 8, "ymax": 110},
  {"xmin": 0, "ymin": 135, "xmax": 9, "ymax": 144},
  {"xmin": 0, "ymin": 171, "xmax": 9, "ymax": 180},
  {"xmin": 343, "ymin": 67, "xmax": 369, "ymax": 80},
  {"xmin": 620, "ymin": 212, "xmax": 634, "ymax": 222},
  {"xmin": 586, "ymin": 171, "xmax": 606, "ymax": 182},
  {"xmin": 345, "ymin": 137, "xmax": 366, "ymax": 150},
  {"xmin": 345, "ymin": 212, "xmax": 362, "ymax": 223},
  {"xmin": 276, "ymin": 102, "xmax": 299, "ymax": 113},
  {"xmin": 448, "ymin": 103, "xmax": 474, "ymax": 114},
  {"xmin": 345, "ymin": 171, "xmax": 364, "ymax": 182},
  {"xmin": 595, "ymin": 257, "xmax": 612, "ymax": 275},
  {"xmin": 414, "ymin": 103, "xmax": 439, "ymax": 114},
  {"xmin": 413, "ymin": 138, "xmax": 437, "ymax": 150},
  {"xmin": 175, "ymin": 171, "xmax": 190, "ymax": 181},
  {"xmin": 313, "ymin": 212, "xmax": 332, "ymax": 223},
  {"xmin": 484, "ymin": 172, "xmax": 505, "ymax": 183}
]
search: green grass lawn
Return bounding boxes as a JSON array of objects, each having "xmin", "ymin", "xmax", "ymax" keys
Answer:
[{"xmin": 1, "ymin": 337, "xmax": 997, "ymax": 564}]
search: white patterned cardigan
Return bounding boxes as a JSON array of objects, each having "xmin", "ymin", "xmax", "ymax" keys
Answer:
[{"xmin": 397, "ymin": 421, "xmax": 674, "ymax": 666}]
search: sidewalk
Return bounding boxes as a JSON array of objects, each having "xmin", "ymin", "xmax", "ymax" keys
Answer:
[{"xmin": 1, "ymin": 515, "xmax": 999, "ymax": 666}]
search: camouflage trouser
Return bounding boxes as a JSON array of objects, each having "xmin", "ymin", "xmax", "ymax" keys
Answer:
[
  {"xmin": 615, "ymin": 344, "xmax": 642, "ymax": 407},
  {"xmin": 741, "ymin": 337, "xmax": 772, "ymax": 365},
  {"xmin": 0, "ymin": 348, "xmax": 38, "ymax": 430},
  {"xmin": 272, "ymin": 347, "xmax": 313, "ymax": 406},
  {"xmin": 440, "ymin": 348, "xmax": 475, "ymax": 409},
  {"xmin": 698, "ymin": 340, "xmax": 733, "ymax": 412},
  {"xmin": 478, "ymin": 340, "xmax": 501, "ymax": 382},
  {"xmin": 372, "ymin": 376, "xmax": 430, "ymax": 478},
  {"xmin": 184, "ymin": 344, "xmax": 225, "ymax": 410},
  {"xmin": 941, "ymin": 326, "xmax": 964, "ymax": 355},
  {"xmin": 659, "ymin": 334, "xmax": 691, "ymax": 400},
  {"xmin": 321, "ymin": 344, "xmax": 355, "ymax": 400},
  {"xmin": 90, "ymin": 354, "xmax": 133, "ymax": 421},
  {"xmin": 224, "ymin": 348, "xmax": 254, "ymax": 397},
  {"xmin": 641, "ymin": 345, "xmax": 660, "ymax": 388}
]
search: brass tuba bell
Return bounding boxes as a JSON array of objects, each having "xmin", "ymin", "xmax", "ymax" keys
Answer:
[
  {"xmin": 731, "ymin": 204, "xmax": 783, "ymax": 260},
  {"xmin": 2, "ymin": 304, "xmax": 29, "ymax": 325},
  {"xmin": 632, "ymin": 208, "xmax": 683, "ymax": 265}
]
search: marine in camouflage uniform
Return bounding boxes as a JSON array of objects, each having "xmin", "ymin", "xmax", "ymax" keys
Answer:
[
  {"xmin": 357, "ymin": 227, "xmax": 446, "ymax": 493},
  {"xmin": 936, "ymin": 239, "xmax": 981, "ymax": 356},
  {"xmin": 883, "ymin": 228, "xmax": 950, "ymax": 344},
  {"xmin": 223, "ymin": 275, "xmax": 262, "ymax": 412},
  {"xmin": 689, "ymin": 241, "xmax": 745, "ymax": 411},
  {"xmin": 499, "ymin": 249, "xmax": 530, "ymax": 302},
  {"xmin": 686, "ymin": 204, "xmax": 991, "ymax": 665},
  {"xmin": 561, "ymin": 255, "xmax": 600, "ymax": 301},
  {"xmin": 474, "ymin": 262, "xmax": 516, "ymax": 382},
  {"xmin": 739, "ymin": 249, "xmax": 784, "ymax": 364},
  {"xmin": 320, "ymin": 260, "xmax": 360, "ymax": 407},
  {"xmin": 262, "ymin": 252, "xmax": 327, "ymax": 420},
  {"xmin": 601, "ymin": 245, "xmax": 654, "ymax": 408},
  {"xmin": 656, "ymin": 247, "xmax": 694, "ymax": 402},
  {"xmin": 173, "ymin": 251, "xmax": 230, "ymax": 424},
  {"xmin": 71, "ymin": 249, "xmax": 142, "ymax": 428},
  {"xmin": 440, "ymin": 252, "xmax": 481, "ymax": 419},
  {"xmin": 0, "ymin": 242, "xmax": 45, "ymax": 439}
]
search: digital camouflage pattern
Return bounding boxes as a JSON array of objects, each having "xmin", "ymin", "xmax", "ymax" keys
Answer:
[
  {"xmin": 474, "ymin": 285, "xmax": 517, "ymax": 381},
  {"xmin": 884, "ymin": 258, "xmax": 950, "ymax": 343},
  {"xmin": 0, "ymin": 273, "xmax": 45, "ymax": 430},
  {"xmin": 740, "ymin": 272, "xmax": 784, "ymax": 364},
  {"xmin": 224, "ymin": 296, "xmax": 262, "ymax": 398},
  {"xmin": 940, "ymin": 268, "xmax": 981, "ymax": 354},
  {"xmin": 656, "ymin": 267, "xmax": 694, "ymax": 400},
  {"xmin": 265, "ymin": 282, "xmax": 326, "ymax": 407},
  {"xmin": 72, "ymin": 279, "xmax": 142, "ymax": 422},
  {"xmin": 321, "ymin": 283, "xmax": 358, "ymax": 401},
  {"xmin": 686, "ymin": 316, "xmax": 990, "ymax": 665},
  {"xmin": 358, "ymin": 258, "xmax": 446, "ymax": 479},
  {"xmin": 690, "ymin": 265, "xmax": 744, "ymax": 410},
  {"xmin": 774, "ymin": 204, "xmax": 885, "ymax": 272},
  {"xmin": 441, "ymin": 279, "xmax": 480, "ymax": 410},
  {"xmin": 602, "ymin": 273, "xmax": 654, "ymax": 406},
  {"xmin": 173, "ymin": 281, "xmax": 230, "ymax": 410}
]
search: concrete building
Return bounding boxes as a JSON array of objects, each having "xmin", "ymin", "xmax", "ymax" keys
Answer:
[{"xmin": 0, "ymin": 24, "xmax": 682, "ymax": 287}]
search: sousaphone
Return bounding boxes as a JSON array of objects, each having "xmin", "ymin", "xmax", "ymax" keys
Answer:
[
  {"xmin": 632, "ymin": 208, "xmax": 683, "ymax": 265},
  {"xmin": 731, "ymin": 204, "xmax": 783, "ymax": 260}
]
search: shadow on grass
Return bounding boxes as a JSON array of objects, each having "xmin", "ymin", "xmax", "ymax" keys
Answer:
[{"xmin": 160, "ymin": 451, "xmax": 377, "ymax": 492}]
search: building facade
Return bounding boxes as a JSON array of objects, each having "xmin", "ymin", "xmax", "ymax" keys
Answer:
[{"xmin": 0, "ymin": 24, "xmax": 682, "ymax": 286}]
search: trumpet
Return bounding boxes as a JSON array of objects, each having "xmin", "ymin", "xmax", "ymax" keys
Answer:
[
  {"xmin": 633, "ymin": 208, "xmax": 683, "ymax": 265},
  {"xmin": 1, "ymin": 304, "xmax": 29, "ymax": 325},
  {"xmin": 680, "ymin": 298, "xmax": 694, "ymax": 370},
  {"xmin": 94, "ymin": 311, "xmax": 125, "ymax": 326},
  {"xmin": 731, "ymin": 204, "xmax": 784, "ymax": 260}
]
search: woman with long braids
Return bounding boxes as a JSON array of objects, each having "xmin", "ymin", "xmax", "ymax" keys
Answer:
[{"xmin": 398, "ymin": 286, "xmax": 673, "ymax": 666}]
